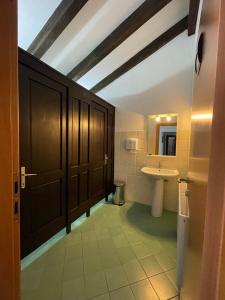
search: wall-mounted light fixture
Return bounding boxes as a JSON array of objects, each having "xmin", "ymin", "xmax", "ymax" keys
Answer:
[
  {"xmin": 148, "ymin": 113, "xmax": 177, "ymax": 122},
  {"xmin": 191, "ymin": 113, "xmax": 213, "ymax": 120}
]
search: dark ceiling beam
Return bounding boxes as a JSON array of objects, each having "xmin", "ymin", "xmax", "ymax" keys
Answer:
[
  {"xmin": 67, "ymin": 0, "xmax": 173, "ymax": 80},
  {"xmin": 28, "ymin": 0, "xmax": 89, "ymax": 59},
  {"xmin": 90, "ymin": 16, "xmax": 188, "ymax": 94},
  {"xmin": 188, "ymin": 0, "xmax": 200, "ymax": 36}
]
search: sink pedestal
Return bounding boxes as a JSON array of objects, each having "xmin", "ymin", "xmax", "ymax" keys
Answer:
[
  {"xmin": 151, "ymin": 179, "xmax": 164, "ymax": 217},
  {"xmin": 141, "ymin": 167, "xmax": 179, "ymax": 218}
]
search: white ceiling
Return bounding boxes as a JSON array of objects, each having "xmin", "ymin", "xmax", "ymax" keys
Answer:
[
  {"xmin": 42, "ymin": 0, "xmax": 145, "ymax": 74},
  {"xmin": 98, "ymin": 32, "xmax": 195, "ymax": 115},
  {"xmin": 18, "ymin": 0, "xmax": 62, "ymax": 49},
  {"xmin": 18, "ymin": 0, "xmax": 195, "ymax": 114}
]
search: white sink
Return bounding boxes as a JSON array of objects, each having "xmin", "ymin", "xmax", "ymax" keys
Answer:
[
  {"xmin": 141, "ymin": 167, "xmax": 179, "ymax": 180},
  {"xmin": 141, "ymin": 166, "xmax": 179, "ymax": 217}
]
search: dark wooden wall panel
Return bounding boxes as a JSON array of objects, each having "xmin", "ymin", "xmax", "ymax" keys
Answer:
[
  {"xmin": 31, "ymin": 180, "xmax": 62, "ymax": 231},
  {"xmin": 80, "ymin": 171, "xmax": 89, "ymax": 204},
  {"xmin": 71, "ymin": 98, "xmax": 80, "ymax": 166},
  {"xmin": 19, "ymin": 48, "xmax": 115, "ymax": 255},
  {"xmin": 106, "ymin": 109, "xmax": 115, "ymax": 195},
  {"xmin": 91, "ymin": 167, "xmax": 104, "ymax": 193},
  {"xmin": 70, "ymin": 174, "xmax": 79, "ymax": 210},
  {"xmin": 19, "ymin": 64, "xmax": 67, "ymax": 257},
  {"xmin": 90, "ymin": 102, "xmax": 107, "ymax": 202},
  {"xmin": 80, "ymin": 101, "xmax": 90, "ymax": 165}
]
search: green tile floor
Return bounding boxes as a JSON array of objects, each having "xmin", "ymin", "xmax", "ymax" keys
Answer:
[{"xmin": 21, "ymin": 201, "xmax": 178, "ymax": 300}]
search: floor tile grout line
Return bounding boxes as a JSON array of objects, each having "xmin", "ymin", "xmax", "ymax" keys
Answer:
[
  {"xmin": 147, "ymin": 277, "xmax": 161, "ymax": 300},
  {"xmin": 148, "ymin": 270, "xmax": 179, "ymax": 300},
  {"xmin": 60, "ymin": 243, "xmax": 67, "ymax": 300},
  {"xmin": 22, "ymin": 202, "xmax": 177, "ymax": 300},
  {"xmin": 110, "ymin": 284, "xmax": 136, "ymax": 300},
  {"xmin": 164, "ymin": 269, "xmax": 179, "ymax": 291},
  {"xmin": 129, "ymin": 282, "xmax": 138, "ymax": 300},
  {"xmin": 102, "ymin": 276, "xmax": 153, "ymax": 294},
  {"xmin": 147, "ymin": 266, "xmax": 177, "ymax": 279}
]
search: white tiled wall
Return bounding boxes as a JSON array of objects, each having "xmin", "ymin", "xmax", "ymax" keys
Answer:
[{"xmin": 114, "ymin": 109, "xmax": 191, "ymax": 212}]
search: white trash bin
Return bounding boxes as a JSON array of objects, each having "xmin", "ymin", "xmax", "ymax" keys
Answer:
[{"xmin": 113, "ymin": 181, "xmax": 125, "ymax": 206}]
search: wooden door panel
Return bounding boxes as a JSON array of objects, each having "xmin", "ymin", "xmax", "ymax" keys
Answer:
[
  {"xmin": 0, "ymin": 4, "xmax": 20, "ymax": 298},
  {"xmin": 106, "ymin": 110, "xmax": 115, "ymax": 194},
  {"xmin": 107, "ymin": 111, "xmax": 114, "ymax": 159},
  {"xmin": 182, "ymin": 0, "xmax": 221, "ymax": 299},
  {"xmin": 31, "ymin": 81, "xmax": 62, "ymax": 172},
  {"xmin": 19, "ymin": 65, "xmax": 67, "ymax": 257},
  {"xmin": 92, "ymin": 109, "xmax": 105, "ymax": 163},
  {"xmin": 91, "ymin": 166, "xmax": 105, "ymax": 197},
  {"xmin": 80, "ymin": 101, "xmax": 90, "ymax": 165},
  {"xmin": 90, "ymin": 102, "xmax": 107, "ymax": 201},
  {"xmin": 107, "ymin": 161, "xmax": 114, "ymax": 194},
  {"xmin": 70, "ymin": 99, "xmax": 80, "ymax": 166},
  {"xmin": 31, "ymin": 180, "xmax": 62, "ymax": 231},
  {"xmin": 70, "ymin": 174, "xmax": 79, "ymax": 210},
  {"xmin": 68, "ymin": 93, "xmax": 91, "ymax": 222},
  {"xmin": 80, "ymin": 170, "xmax": 89, "ymax": 204}
]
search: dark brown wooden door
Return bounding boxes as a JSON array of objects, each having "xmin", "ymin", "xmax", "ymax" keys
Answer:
[
  {"xmin": 19, "ymin": 64, "xmax": 67, "ymax": 257},
  {"xmin": 90, "ymin": 102, "xmax": 107, "ymax": 202},
  {"xmin": 106, "ymin": 109, "xmax": 115, "ymax": 195},
  {"xmin": 68, "ymin": 90, "xmax": 91, "ymax": 222}
]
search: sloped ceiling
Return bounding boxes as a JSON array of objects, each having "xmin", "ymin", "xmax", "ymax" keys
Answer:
[
  {"xmin": 18, "ymin": 0, "xmax": 62, "ymax": 49},
  {"xmin": 18, "ymin": 0, "xmax": 196, "ymax": 115}
]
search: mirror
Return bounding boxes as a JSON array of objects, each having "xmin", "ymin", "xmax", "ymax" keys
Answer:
[{"xmin": 147, "ymin": 114, "xmax": 177, "ymax": 156}]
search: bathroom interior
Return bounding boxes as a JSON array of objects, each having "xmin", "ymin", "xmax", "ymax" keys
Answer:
[{"xmin": 2, "ymin": 0, "xmax": 225, "ymax": 300}]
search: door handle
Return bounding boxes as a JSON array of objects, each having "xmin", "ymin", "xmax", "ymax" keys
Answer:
[
  {"xmin": 24, "ymin": 173, "xmax": 37, "ymax": 177},
  {"xmin": 177, "ymin": 177, "xmax": 191, "ymax": 184},
  {"xmin": 21, "ymin": 166, "xmax": 37, "ymax": 189}
]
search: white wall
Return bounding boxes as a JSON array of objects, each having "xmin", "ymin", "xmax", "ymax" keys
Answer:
[
  {"xmin": 114, "ymin": 109, "xmax": 191, "ymax": 212},
  {"xmin": 112, "ymin": 31, "xmax": 195, "ymax": 212},
  {"xmin": 115, "ymin": 109, "xmax": 145, "ymax": 132}
]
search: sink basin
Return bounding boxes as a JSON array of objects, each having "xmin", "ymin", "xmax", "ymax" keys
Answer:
[
  {"xmin": 141, "ymin": 167, "xmax": 179, "ymax": 180},
  {"xmin": 141, "ymin": 166, "xmax": 179, "ymax": 217}
]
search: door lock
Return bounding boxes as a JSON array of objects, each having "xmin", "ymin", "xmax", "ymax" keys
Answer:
[{"xmin": 21, "ymin": 166, "xmax": 37, "ymax": 189}]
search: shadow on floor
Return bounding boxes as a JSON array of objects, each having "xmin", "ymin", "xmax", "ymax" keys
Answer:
[{"xmin": 122, "ymin": 202, "xmax": 177, "ymax": 239}]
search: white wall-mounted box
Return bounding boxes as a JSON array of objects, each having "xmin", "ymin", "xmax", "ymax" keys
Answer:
[{"xmin": 125, "ymin": 138, "xmax": 138, "ymax": 151}]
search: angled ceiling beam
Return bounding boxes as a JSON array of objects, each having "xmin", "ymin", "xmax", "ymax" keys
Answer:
[
  {"xmin": 28, "ymin": 0, "xmax": 89, "ymax": 59},
  {"xmin": 188, "ymin": 0, "xmax": 200, "ymax": 36},
  {"xmin": 90, "ymin": 16, "xmax": 188, "ymax": 94},
  {"xmin": 67, "ymin": 0, "xmax": 173, "ymax": 80}
]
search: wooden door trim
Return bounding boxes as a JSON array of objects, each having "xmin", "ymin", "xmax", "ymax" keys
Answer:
[
  {"xmin": 199, "ymin": 1, "xmax": 225, "ymax": 298},
  {"xmin": 0, "ymin": 1, "xmax": 20, "ymax": 299}
]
